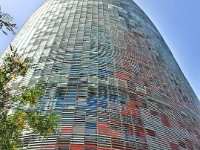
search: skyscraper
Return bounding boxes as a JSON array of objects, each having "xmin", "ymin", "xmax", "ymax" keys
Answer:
[{"xmin": 2, "ymin": 0, "xmax": 200, "ymax": 149}]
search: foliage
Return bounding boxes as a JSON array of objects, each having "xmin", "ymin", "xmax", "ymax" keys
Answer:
[
  {"xmin": 0, "ymin": 7, "xmax": 16, "ymax": 35},
  {"xmin": 0, "ymin": 46, "xmax": 59, "ymax": 149}
]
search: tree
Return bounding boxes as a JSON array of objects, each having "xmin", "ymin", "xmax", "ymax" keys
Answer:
[
  {"xmin": 0, "ymin": 6, "xmax": 16, "ymax": 35},
  {"xmin": 0, "ymin": 46, "xmax": 59, "ymax": 149}
]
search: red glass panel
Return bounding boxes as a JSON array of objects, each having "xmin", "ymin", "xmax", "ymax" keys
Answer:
[
  {"xmin": 160, "ymin": 114, "xmax": 170, "ymax": 127},
  {"xmin": 146, "ymin": 129, "xmax": 156, "ymax": 137},
  {"xmin": 169, "ymin": 142, "xmax": 179, "ymax": 150},
  {"xmin": 115, "ymin": 72, "xmax": 130, "ymax": 80},
  {"xmin": 61, "ymin": 127, "xmax": 72, "ymax": 134},
  {"xmin": 134, "ymin": 126, "xmax": 145, "ymax": 137},
  {"xmin": 70, "ymin": 144, "xmax": 84, "ymax": 150}
]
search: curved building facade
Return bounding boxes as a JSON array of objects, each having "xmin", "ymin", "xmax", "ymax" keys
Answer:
[{"xmin": 3, "ymin": 0, "xmax": 200, "ymax": 149}]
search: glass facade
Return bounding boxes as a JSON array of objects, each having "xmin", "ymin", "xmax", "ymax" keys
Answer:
[{"xmin": 2, "ymin": 0, "xmax": 200, "ymax": 149}]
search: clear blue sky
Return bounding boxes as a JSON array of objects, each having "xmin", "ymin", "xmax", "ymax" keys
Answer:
[{"xmin": 0, "ymin": 0, "xmax": 199, "ymax": 99}]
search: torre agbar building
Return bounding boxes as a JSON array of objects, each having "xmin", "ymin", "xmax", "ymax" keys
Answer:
[{"xmin": 2, "ymin": 0, "xmax": 200, "ymax": 149}]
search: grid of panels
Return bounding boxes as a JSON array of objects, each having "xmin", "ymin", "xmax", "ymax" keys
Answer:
[{"xmin": 3, "ymin": 0, "xmax": 200, "ymax": 149}]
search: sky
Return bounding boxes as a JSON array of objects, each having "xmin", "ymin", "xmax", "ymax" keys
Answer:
[{"xmin": 0, "ymin": 0, "xmax": 199, "ymax": 99}]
